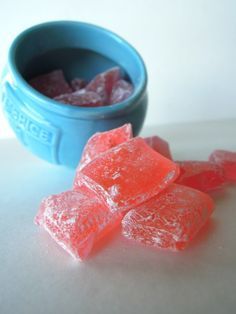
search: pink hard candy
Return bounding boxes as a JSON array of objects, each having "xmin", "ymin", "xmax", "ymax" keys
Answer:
[
  {"xmin": 122, "ymin": 183, "xmax": 214, "ymax": 251},
  {"xmin": 74, "ymin": 137, "xmax": 180, "ymax": 213},
  {"xmin": 176, "ymin": 161, "xmax": 226, "ymax": 192},
  {"xmin": 29, "ymin": 70, "xmax": 72, "ymax": 98},
  {"xmin": 54, "ymin": 89, "xmax": 103, "ymax": 107},
  {"xmin": 86, "ymin": 67, "xmax": 121, "ymax": 103},
  {"xmin": 35, "ymin": 190, "xmax": 120, "ymax": 260},
  {"xmin": 78, "ymin": 123, "xmax": 133, "ymax": 170},
  {"xmin": 144, "ymin": 136, "xmax": 172, "ymax": 160},
  {"xmin": 110, "ymin": 79, "xmax": 133, "ymax": 104},
  {"xmin": 209, "ymin": 150, "xmax": 236, "ymax": 182}
]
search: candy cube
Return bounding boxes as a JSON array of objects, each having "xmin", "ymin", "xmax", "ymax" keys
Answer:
[
  {"xmin": 35, "ymin": 190, "xmax": 121, "ymax": 260},
  {"xmin": 110, "ymin": 79, "xmax": 133, "ymax": 104},
  {"xmin": 29, "ymin": 70, "xmax": 72, "ymax": 98},
  {"xmin": 78, "ymin": 123, "xmax": 133, "ymax": 170},
  {"xmin": 54, "ymin": 90, "xmax": 103, "ymax": 107},
  {"xmin": 209, "ymin": 150, "xmax": 236, "ymax": 182},
  {"xmin": 144, "ymin": 136, "xmax": 172, "ymax": 160},
  {"xmin": 86, "ymin": 67, "xmax": 121, "ymax": 103},
  {"xmin": 122, "ymin": 183, "xmax": 214, "ymax": 251},
  {"xmin": 176, "ymin": 161, "xmax": 226, "ymax": 192},
  {"xmin": 74, "ymin": 137, "xmax": 180, "ymax": 212}
]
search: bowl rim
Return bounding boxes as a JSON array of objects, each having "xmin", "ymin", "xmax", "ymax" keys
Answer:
[{"xmin": 8, "ymin": 20, "xmax": 148, "ymax": 119}]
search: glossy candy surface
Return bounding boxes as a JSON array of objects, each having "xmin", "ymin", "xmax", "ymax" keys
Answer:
[
  {"xmin": 122, "ymin": 184, "xmax": 214, "ymax": 251},
  {"xmin": 29, "ymin": 69, "xmax": 72, "ymax": 98},
  {"xmin": 176, "ymin": 161, "xmax": 226, "ymax": 192},
  {"xmin": 35, "ymin": 190, "xmax": 120, "ymax": 260},
  {"xmin": 209, "ymin": 150, "xmax": 236, "ymax": 182},
  {"xmin": 74, "ymin": 137, "xmax": 180, "ymax": 212},
  {"xmin": 78, "ymin": 123, "xmax": 133, "ymax": 170},
  {"xmin": 110, "ymin": 79, "xmax": 133, "ymax": 105},
  {"xmin": 54, "ymin": 90, "xmax": 103, "ymax": 107},
  {"xmin": 86, "ymin": 67, "xmax": 121, "ymax": 103}
]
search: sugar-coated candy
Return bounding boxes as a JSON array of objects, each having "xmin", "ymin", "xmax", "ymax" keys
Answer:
[
  {"xmin": 28, "ymin": 67, "xmax": 134, "ymax": 107},
  {"xmin": 29, "ymin": 70, "xmax": 72, "ymax": 98},
  {"xmin": 144, "ymin": 136, "xmax": 172, "ymax": 160},
  {"xmin": 176, "ymin": 161, "xmax": 226, "ymax": 192},
  {"xmin": 54, "ymin": 89, "xmax": 103, "ymax": 107},
  {"xmin": 110, "ymin": 79, "xmax": 133, "ymax": 104},
  {"xmin": 35, "ymin": 122, "xmax": 227, "ymax": 260},
  {"xmin": 209, "ymin": 150, "xmax": 236, "ymax": 182},
  {"xmin": 86, "ymin": 67, "xmax": 121, "ymax": 103},
  {"xmin": 122, "ymin": 183, "xmax": 214, "ymax": 251},
  {"xmin": 74, "ymin": 137, "xmax": 180, "ymax": 212},
  {"xmin": 70, "ymin": 78, "xmax": 87, "ymax": 91},
  {"xmin": 35, "ymin": 190, "xmax": 121, "ymax": 260},
  {"xmin": 78, "ymin": 124, "xmax": 133, "ymax": 170}
]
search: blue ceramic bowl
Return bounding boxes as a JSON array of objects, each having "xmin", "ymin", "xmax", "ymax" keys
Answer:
[{"xmin": 1, "ymin": 21, "xmax": 148, "ymax": 168}]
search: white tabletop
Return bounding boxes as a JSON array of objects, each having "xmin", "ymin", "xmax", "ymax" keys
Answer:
[{"xmin": 1, "ymin": 119, "xmax": 236, "ymax": 314}]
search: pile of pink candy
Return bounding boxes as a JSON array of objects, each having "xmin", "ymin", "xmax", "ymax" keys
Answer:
[
  {"xmin": 29, "ymin": 67, "xmax": 133, "ymax": 107},
  {"xmin": 35, "ymin": 124, "xmax": 236, "ymax": 260}
]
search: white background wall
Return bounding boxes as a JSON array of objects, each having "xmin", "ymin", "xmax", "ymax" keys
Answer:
[{"xmin": 0, "ymin": 0, "xmax": 236, "ymax": 138}]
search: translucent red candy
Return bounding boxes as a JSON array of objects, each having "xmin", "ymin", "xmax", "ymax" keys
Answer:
[
  {"xmin": 54, "ymin": 90, "xmax": 103, "ymax": 107},
  {"xmin": 86, "ymin": 67, "xmax": 121, "ymax": 103},
  {"xmin": 78, "ymin": 124, "xmax": 133, "ymax": 170},
  {"xmin": 74, "ymin": 137, "xmax": 180, "ymax": 213},
  {"xmin": 144, "ymin": 136, "xmax": 172, "ymax": 160},
  {"xmin": 176, "ymin": 161, "xmax": 225, "ymax": 192},
  {"xmin": 29, "ymin": 69, "xmax": 72, "ymax": 98},
  {"xmin": 122, "ymin": 183, "xmax": 214, "ymax": 251},
  {"xmin": 28, "ymin": 67, "xmax": 134, "ymax": 107},
  {"xmin": 110, "ymin": 79, "xmax": 133, "ymax": 104},
  {"xmin": 35, "ymin": 190, "xmax": 121, "ymax": 260},
  {"xmin": 70, "ymin": 78, "xmax": 87, "ymax": 91},
  {"xmin": 209, "ymin": 150, "xmax": 236, "ymax": 182},
  {"xmin": 35, "ymin": 123, "xmax": 226, "ymax": 260}
]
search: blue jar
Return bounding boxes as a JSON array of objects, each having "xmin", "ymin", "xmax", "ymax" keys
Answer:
[{"xmin": 1, "ymin": 21, "xmax": 148, "ymax": 168}]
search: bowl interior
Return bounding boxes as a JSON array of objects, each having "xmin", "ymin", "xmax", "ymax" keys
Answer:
[
  {"xmin": 23, "ymin": 48, "xmax": 122, "ymax": 82},
  {"xmin": 12, "ymin": 22, "xmax": 145, "ymax": 90}
]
